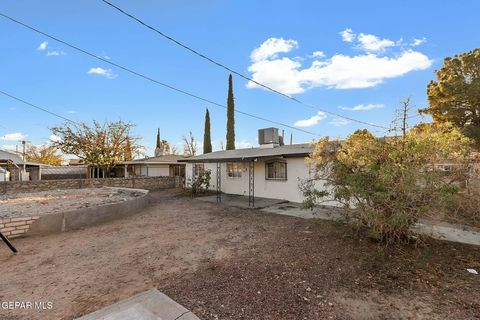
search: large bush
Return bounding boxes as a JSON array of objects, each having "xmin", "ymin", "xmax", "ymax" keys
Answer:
[{"xmin": 302, "ymin": 123, "xmax": 472, "ymax": 244}]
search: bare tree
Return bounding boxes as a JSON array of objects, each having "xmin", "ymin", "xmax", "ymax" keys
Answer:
[
  {"xmin": 390, "ymin": 96, "xmax": 415, "ymax": 139},
  {"xmin": 182, "ymin": 131, "xmax": 198, "ymax": 156}
]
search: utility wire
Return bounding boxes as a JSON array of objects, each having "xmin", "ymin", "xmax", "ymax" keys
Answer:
[
  {"xmin": 101, "ymin": 0, "xmax": 390, "ymax": 131},
  {"xmin": 0, "ymin": 12, "xmax": 321, "ymax": 137},
  {"xmin": 0, "ymin": 89, "xmax": 77, "ymax": 124}
]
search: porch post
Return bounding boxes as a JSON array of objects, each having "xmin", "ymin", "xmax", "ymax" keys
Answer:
[
  {"xmin": 216, "ymin": 162, "xmax": 221, "ymax": 203},
  {"xmin": 248, "ymin": 160, "xmax": 255, "ymax": 207}
]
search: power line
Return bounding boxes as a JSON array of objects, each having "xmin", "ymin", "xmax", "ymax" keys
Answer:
[
  {"xmin": 0, "ymin": 90, "xmax": 77, "ymax": 124},
  {"xmin": 0, "ymin": 12, "xmax": 321, "ymax": 137},
  {"xmin": 101, "ymin": 0, "xmax": 390, "ymax": 131}
]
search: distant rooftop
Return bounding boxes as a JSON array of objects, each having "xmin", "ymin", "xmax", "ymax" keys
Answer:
[{"xmin": 122, "ymin": 154, "xmax": 187, "ymax": 165}]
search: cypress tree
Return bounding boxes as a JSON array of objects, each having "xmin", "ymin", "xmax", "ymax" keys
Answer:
[
  {"xmin": 156, "ymin": 128, "xmax": 161, "ymax": 149},
  {"xmin": 226, "ymin": 74, "xmax": 235, "ymax": 150},
  {"xmin": 203, "ymin": 108, "xmax": 212, "ymax": 154}
]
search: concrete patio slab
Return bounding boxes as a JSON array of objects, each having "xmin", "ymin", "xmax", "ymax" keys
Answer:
[
  {"xmin": 196, "ymin": 193, "xmax": 287, "ymax": 209},
  {"xmin": 261, "ymin": 202, "xmax": 344, "ymax": 221},
  {"xmin": 75, "ymin": 288, "xmax": 200, "ymax": 320}
]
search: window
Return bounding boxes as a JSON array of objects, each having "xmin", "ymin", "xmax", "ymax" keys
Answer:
[
  {"xmin": 266, "ymin": 161, "xmax": 287, "ymax": 181},
  {"xmin": 194, "ymin": 164, "xmax": 204, "ymax": 177},
  {"xmin": 227, "ymin": 163, "xmax": 243, "ymax": 178}
]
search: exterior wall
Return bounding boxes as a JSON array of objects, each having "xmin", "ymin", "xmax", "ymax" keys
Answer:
[
  {"xmin": 0, "ymin": 176, "xmax": 178, "ymax": 195},
  {"xmin": 186, "ymin": 157, "xmax": 333, "ymax": 203},
  {"xmin": 133, "ymin": 164, "xmax": 171, "ymax": 177}
]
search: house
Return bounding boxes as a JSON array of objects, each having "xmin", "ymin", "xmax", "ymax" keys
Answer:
[
  {"xmin": 0, "ymin": 149, "xmax": 44, "ymax": 181},
  {"xmin": 181, "ymin": 128, "xmax": 327, "ymax": 204},
  {"xmin": 121, "ymin": 155, "xmax": 186, "ymax": 178},
  {"xmin": 117, "ymin": 128, "xmax": 187, "ymax": 179}
]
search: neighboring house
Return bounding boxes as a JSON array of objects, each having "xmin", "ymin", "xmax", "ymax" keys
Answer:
[
  {"xmin": 0, "ymin": 149, "xmax": 44, "ymax": 181},
  {"xmin": 0, "ymin": 167, "xmax": 10, "ymax": 182},
  {"xmin": 181, "ymin": 128, "xmax": 328, "ymax": 204},
  {"xmin": 121, "ymin": 155, "xmax": 187, "ymax": 178}
]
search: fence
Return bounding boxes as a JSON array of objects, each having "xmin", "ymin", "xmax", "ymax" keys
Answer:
[{"xmin": 0, "ymin": 176, "xmax": 181, "ymax": 194}]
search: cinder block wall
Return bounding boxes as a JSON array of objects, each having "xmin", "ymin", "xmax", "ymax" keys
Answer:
[
  {"xmin": 0, "ymin": 217, "xmax": 39, "ymax": 238},
  {"xmin": 0, "ymin": 176, "xmax": 179, "ymax": 194}
]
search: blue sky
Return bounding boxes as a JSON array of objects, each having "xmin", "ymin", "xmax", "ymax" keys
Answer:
[{"xmin": 0, "ymin": 0, "xmax": 479, "ymax": 156}]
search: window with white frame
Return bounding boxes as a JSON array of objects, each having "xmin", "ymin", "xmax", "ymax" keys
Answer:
[
  {"xmin": 227, "ymin": 163, "xmax": 243, "ymax": 178},
  {"xmin": 265, "ymin": 160, "xmax": 287, "ymax": 181},
  {"xmin": 193, "ymin": 163, "xmax": 204, "ymax": 177}
]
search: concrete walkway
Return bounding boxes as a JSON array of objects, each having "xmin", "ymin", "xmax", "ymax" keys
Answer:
[
  {"xmin": 196, "ymin": 194, "xmax": 480, "ymax": 246},
  {"xmin": 76, "ymin": 289, "xmax": 199, "ymax": 320}
]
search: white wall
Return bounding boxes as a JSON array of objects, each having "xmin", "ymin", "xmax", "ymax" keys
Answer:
[
  {"xmin": 0, "ymin": 170, "xmax": 9, "ymax": 182},
  {"xmin": 186, "ymin": 157, "xmax": 333, "ymax": 203}
]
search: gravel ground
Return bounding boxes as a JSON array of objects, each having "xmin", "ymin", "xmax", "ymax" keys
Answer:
[
  {"xmin": 0, "ymin": 189, "xmax": 479, "ymax": 320},
  {"xmin": 0, "ymin": 187, "xmax": 145, "ymax": 219}
]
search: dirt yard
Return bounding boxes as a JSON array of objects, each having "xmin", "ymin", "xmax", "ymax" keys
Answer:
[
  {"xmin": 0, "ymin": 187, "xmax": 145, "ymax": 219},
  {"xmin": 0, "ymin": 189, "xmax": 479, "ymax": 320}
]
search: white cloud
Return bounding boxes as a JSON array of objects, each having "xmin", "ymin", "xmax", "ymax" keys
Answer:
[
  {"xmin": 329, "ymin": 117, "xmax": 351, "ymax": 126},
  {"xmin": 311, "ymin": 51, "xmax": 325, "ymax": 58},
  {"xmin": 247, "ymin": 35, "xmax": 432, "ymax": 94},
  {"xmin": 339, "ymin": 103, "xmax": 384, "ymax": 111},
  {"xmin": 0, "ymin": 144, "xmax": 16, "ymax": 151},
  {"xmin": 46, "ymin": 50, "xmax": 66, "ymax": 57},
  {"xmin": 37, "ymin": 41, "xmax": 48, "ymax": 51},
  {"xmin": 357, "ymin": 33, "xmax": 395, "ymax": 53},
  {"xmin": 250, "ymin": 37, "xmax": 298, "ymax": 62},
  {"xmin": 294, "ymin": 111, "xmax": 327, "ymax": 127},
  {"xmin": 49, "ymin": 134, "xmax": 62, "ymax": 143},
  {"xmin": 340, "ymin": 28, "xmax": 356, "ymax": 42},
  {"xmin": 236, "ymin": 139, "xmax": 253, "ymax": 149},
  {"xmin": 411, "ymin": 37, "xmax": 427, "ymax": 46},
  {"xmin": 1, "ymin": 132, "xmax": 27, "ymax": 141},
  {"xmin": 87, "ymin": 67, "xmax": 117, "ymax": 79}
]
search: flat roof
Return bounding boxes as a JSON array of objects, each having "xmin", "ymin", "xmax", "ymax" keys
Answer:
[{"xmin": 180, "ymin": 143, "xmax": 313, "ymax": 163}]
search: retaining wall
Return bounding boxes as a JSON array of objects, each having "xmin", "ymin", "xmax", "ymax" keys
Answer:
[
  {"xmin": 1, "ymin": 176, "xmax": 179, "ymax": 194},
  {"xmin": 1, "ymin": 188, "xmax": 149, "ymax": 239}
]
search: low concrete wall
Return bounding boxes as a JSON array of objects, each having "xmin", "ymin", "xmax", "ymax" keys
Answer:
[
  {"xmin": 1, "ymin": 176, "xmax": 179, "ymax": 194},
  {"xmin": 0, "ymin": 188, "xmax": 149, "ymax": 239}
]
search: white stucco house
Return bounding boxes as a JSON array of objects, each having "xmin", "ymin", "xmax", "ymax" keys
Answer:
[{"xmin": 181, "ymin": 128, "xmax": 329, "ymax": 205}]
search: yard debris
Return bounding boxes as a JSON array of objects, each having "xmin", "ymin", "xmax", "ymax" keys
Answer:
[{"xmin": 467, "ymin": 268, "xmax": 478, "ymax": 275}]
